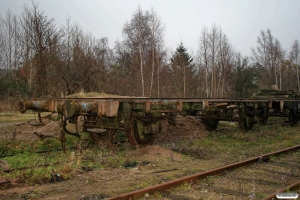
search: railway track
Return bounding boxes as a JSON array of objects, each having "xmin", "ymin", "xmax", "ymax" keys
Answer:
[{"xmin": 108, "ymin": 145, "xmax": 300, "ymax": 200}]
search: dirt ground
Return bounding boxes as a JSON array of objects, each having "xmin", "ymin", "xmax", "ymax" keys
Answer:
[
  {"xmin": 0, "ymin": 119, "xmax": 61, "ymax": 141},
  {"xmin": 0, "ymin": 115, "xmax": 214, "ymax": 200},
  {"xmin": 1, "ymin": 115, "xmax": 300, "ymax": 200}
]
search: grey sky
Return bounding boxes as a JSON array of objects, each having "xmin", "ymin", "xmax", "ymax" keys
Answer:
[{"xmin": 0, "ymin": 0, "xmax": 299, "ymax": 57}]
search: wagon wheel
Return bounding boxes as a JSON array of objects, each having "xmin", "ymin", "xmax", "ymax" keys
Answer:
[
  {"xmin": 258, "ymin": 109, "xmax": 268, "ymax": 125},
  {"xmin": 202, "ymin": 119, "xmax": 219, "ymax": 131},
  {"xmin": 289, "ymin": 110, "xmax": 298, "ymax": 126},
  {"xmin": 258, "ymin": 115, "xmax": 269, "ymax": 125},
  {"xmin": 239, "ymin": 118, "xmax": 253, "ymax": 132},
  {"xmin": 88, "ymin": 129, "xmax": 116, "ymax": 145},
  {"xmin": 125, "ymin": 120, "xmax": 155, "ymax": 147}
]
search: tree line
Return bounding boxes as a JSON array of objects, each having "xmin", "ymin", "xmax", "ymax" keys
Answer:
[{"xmin": 1, "ymin": 3, "xmax": 300, "ymax": 100}]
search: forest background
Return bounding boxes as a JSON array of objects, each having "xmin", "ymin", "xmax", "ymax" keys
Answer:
[{"xmin": 1, "ymin": 2, "xmax": 300, "ymax": 104}]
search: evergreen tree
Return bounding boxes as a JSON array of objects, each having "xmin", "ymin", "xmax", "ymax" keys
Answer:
[
  {"xmin": 170, "ymin": 42, "xmax": 195, "ymax": 97},
  {"xmin": 234, "ymin": 57, "xmax": 258, "ymax": 98}
]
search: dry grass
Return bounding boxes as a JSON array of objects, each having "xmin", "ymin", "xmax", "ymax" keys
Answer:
[
  {"xmin": 0, "ymin": 97, "xmax": 19, "ymax": 112},
  {"xmin": 0, "ymin": 111, "xmax": 53, "ymax": 123}
]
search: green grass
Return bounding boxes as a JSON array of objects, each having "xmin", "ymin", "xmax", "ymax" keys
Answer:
[
  {"xmin": 1, "ymin": 114, "xmax": 300, "ymax": 188},
  {"xmin": 163, "ymin": 117, "xmax": 300, "ymax": 165},
  {"xmin": 0, "ymin": 128, "xmax": 134, "ymax": 186}
]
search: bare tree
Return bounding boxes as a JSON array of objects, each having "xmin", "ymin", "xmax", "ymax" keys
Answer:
[
  {"xmin": 19, "ymin": 2, "xmax": 60, "ymax": 96},
  {"xmin": 155, "ymin": 44, "xmax": 167, "ymax": 97},
  {"xmin": 217, "ymin": 29, "xmax": 233, "ymax": 97},
  {"xmin": 123, "ymin": 6, "xmax": 151, "ymax": 96},
  {"xmin": 197, "ymin": 25, "xmax": 234, "ymax": 97},
  {"xmin": 0, "ymin": 15, "xmax": 6, "ymax": 70},
  {"xmin": 2, "ymin": 10, "xmax": 21, "ymax": 75},
  {"xmin": 148, "ymin": 8, "xmax": 165, "ymax": 97},
  {"xmin": 251, "ymin": 29, "xmax": 285, "ymax": 90},
  {"xmin": 198, "ymin": 27, "xmax": 209, "ymax": 97},
  {"xmin": 208, "ymin": 25, "xmax": 219, "ymax": 97},
  {"xmin": 289, "ymin": 40, "xmax": 300, "ymax": 92},
  {"xmin": 53, "ymin": 16, "xmax": 75, "ymax": 96},
  {"xmin": 0, "ymin": 10, "xmax": 26, "ymax": 98},
  {"xmin": 57, "ymin": 19, "xmax": 104, "ymax": 95}
]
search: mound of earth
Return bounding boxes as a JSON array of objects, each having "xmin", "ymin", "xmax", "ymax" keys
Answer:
[
  {"xmin": 128, "ymin": 145, "xmax": 184, "ymax": 163},
  {"xmin": 155, "ymin": 115, "xmax": 208, "ymax": 145}
]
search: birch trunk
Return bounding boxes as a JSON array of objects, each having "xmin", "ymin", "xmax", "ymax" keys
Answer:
[{"xmin": 139, "ymin": 44, "xmax": 145, "ymax": 96}]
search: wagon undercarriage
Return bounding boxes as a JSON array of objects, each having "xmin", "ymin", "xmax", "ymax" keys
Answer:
[{"xmin": 19, "ymin": 91, "xmax": 300, "ymax": 147}]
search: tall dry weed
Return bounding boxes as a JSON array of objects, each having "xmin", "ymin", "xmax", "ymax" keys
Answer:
[{"xmin": 0, "ymin": 97, "xmax": 19, "ymax": 112}]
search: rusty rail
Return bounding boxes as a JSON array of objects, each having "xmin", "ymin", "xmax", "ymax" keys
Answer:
[
  {"xmin": 108, "ymin": 145, "xmax": 300, "ymax": 200},
  {"xmin": 262, "ymin": 180, "xmax": 300, "ymax": 200}
]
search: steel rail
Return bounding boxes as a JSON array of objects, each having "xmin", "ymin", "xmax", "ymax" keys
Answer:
[
  {"xmin": 108, "ymin": 145, "xmax": 300, "ymax": 200},
  {"xmin": 262, "ymin": 180, "xmax": 300, "ymax": 200}
]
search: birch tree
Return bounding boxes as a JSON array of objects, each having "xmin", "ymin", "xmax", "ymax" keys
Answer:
[
  {"xmin": 0, "ymin": 15, "xmax": 5, "ymax": 71},
  {"xmin": 148, "ymin": 8, "xmax": 164, "ymax": 97},
  {"xmin": 251, "ymin": 29, "xmax": 285, "ymax": 90},
  {"xmin": 123, "ymin": 6, "xmax": 150, "ymax": 96},
  {"xmin": 208, "ymin": 25, "xmax": 219, "ymax": 97},
  {"xmin": 197, "ymin": 25, "xmax": 234, "ymax": 97},
  {"xmin": 217, "ymin": 29, "xmax": 233, "ymax": 97},
  {"xmin": 198, "ymin": 27, "xmax": 209, "ymax": 97},
  {"xmin": 289, "ymin": 40, "xmax": 300, "ymax": 93}
]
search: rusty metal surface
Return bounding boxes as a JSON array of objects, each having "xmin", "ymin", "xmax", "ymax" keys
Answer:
[
  {"xmin": 20, "ymin": 97, "xmax": 300, "ymax": 114},
  {"xmin": 261, "ymin": 180, "xmax": 300, "ymax": 200},
  {"xmin": 106, "ymin": 100, "xmax": 119, "ymax": 117},
  {"xmin": 108, "ymin": 145, "xmax": 300, "ymax": 200}
]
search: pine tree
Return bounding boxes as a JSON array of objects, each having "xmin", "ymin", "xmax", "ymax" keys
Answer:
[{"xmin": 170, "ymin": 42, "xmax": 195, "ymax": 97}]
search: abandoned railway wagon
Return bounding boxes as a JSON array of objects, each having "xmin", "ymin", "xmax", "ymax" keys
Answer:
[
  {"xmin": 202, "ymin": 90, "xmax": 300, "ymax": 131},
  {"xmin": 19, "ymin": 90, "xmax": 300, "ymax": 147}
]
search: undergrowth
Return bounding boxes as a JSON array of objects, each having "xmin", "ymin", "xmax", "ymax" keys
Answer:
[
  {"xmin": 0, "ymin": 115, "xmax": 300, "ymax": 190},
  {"xmin": 160, "ymin": 117, "xmax": 300, "ymax": 164},
  {"xmin": 0, "ymin": 130, "xmax": 132, "ymax": 186}
]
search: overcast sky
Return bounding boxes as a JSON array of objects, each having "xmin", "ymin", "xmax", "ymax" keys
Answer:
[{"xmin": 1, "ymin": 0, "xmax": 300, "ymax": 57}]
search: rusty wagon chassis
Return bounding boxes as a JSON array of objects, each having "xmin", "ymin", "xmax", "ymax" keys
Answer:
[{"xmin": 19, "ymin": 97, "xmax": 300, "ymax": 147}]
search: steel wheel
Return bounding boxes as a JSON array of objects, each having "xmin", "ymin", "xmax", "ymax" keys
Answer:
[
  {"xmin": 259, "ymin": 116, "xmax": 269, "ymax": 125},
  {"xmin": 258, "ymin": 111, "xmax": 268, "ymax": 125},
  {"xmin": 89, "ymin": 129, "xmax": 115, "ymax": 145},
  {"xmin": 202, "ymin": 119, "xmax": 219, "ymax": 131},
  {"xmin": 289, "ymin": 115, "xmax": 298, "ymax": 126},
  {"xmin": 239, "ymin": 118, "xmax": 253, "ymax": 132},
  {"xmin": 125, "ymin": 120, "xmax": 155, "ymax": 147}
]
